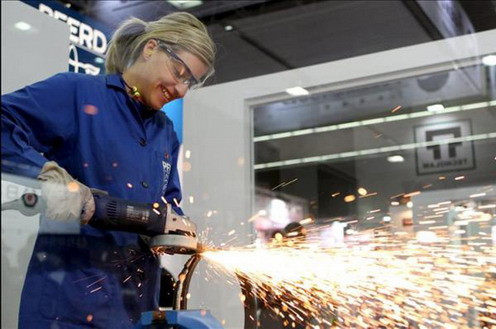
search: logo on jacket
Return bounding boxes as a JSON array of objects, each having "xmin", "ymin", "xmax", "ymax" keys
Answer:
[{"xmin": 161, "ymin": 160, "xmax": 171, "ymax": 195}]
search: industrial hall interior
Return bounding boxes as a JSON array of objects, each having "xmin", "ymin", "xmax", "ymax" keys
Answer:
[{"xmin": 1, "ymin": 0, "xmax": 496, "ymax": 328}]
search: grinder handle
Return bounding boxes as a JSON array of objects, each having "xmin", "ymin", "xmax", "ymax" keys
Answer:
[
  {"xmin": 2, "ymin": 193, "xmax": 169, "ymax": 237},
  {"xmin": 90, "ymin": 194, "xmax": 167, "ymax": 236}
]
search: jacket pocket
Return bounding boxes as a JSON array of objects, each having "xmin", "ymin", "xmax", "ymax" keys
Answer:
[{"xmin": 39, "ymin": 266, "xmax": 112, "ymax": 327}]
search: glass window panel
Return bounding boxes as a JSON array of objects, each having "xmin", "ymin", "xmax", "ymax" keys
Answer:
[{"xmin": 252, "ymin": 62, "xmax": 495, "ymax": 241}]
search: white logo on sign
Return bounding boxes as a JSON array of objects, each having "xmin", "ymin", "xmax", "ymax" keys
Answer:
[{"xmin": 414, "ymin": 120, "xmax": 475, "ymax": 175}]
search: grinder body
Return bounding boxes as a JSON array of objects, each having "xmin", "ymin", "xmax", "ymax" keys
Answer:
[
  {"xmin": 91, "ymin": 194, "xmax": 198, "ymax": 254},
  {"xmin": 2, "ymin": 192, "xmax": 199, "ymax": 254},
  {"xmin": 91, "ymin": 194, "xmax": 168, "ymax": 236}
]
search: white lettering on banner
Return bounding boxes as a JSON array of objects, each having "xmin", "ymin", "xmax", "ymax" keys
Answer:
[
  {"xmin": 38, "ymin": 3, "xmax": 52, "ymax": 15},
  {"xmin": 66, "ymin": 17, "xmax": 80, "ymax": 44},
  {"xmin": 53, "ymin": 10, "xmax": 67, "ymax": 22},
  {"xmin": 69, "ymin": 44, "xmax": 101, "ymax": 75},
  {"xmin": 79, "ymin": 22, "xmax": 93, "ymax": 50},
  {"xmin": 92, "ymin": 29, "xmax": 107, "ymax": 54},
  {"xmin": 38, "ymin": 3, "xmax": 108, "ymax": 55}
]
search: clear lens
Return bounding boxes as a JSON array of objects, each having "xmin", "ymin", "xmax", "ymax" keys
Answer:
[{"xmin": 156, "ymin": 40, "xmax": 200, "ymax": 89}]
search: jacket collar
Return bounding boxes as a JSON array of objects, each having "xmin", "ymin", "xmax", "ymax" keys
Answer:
[
  {"xmin": 106, "ymin": 73, "xmax": 157, "ymax": 115},
  {"xmin": 106, "ymin": 74, "xmax": 126, "ymax": 91}
]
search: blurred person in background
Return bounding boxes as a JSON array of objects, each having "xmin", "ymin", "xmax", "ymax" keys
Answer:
[
  {"xmin": 1, "ymin": 12, "xmax": 215, "ymax": 329},
  {"xmin": 283, "ymin": 221, "xmax": 307, "ymax": 243}
]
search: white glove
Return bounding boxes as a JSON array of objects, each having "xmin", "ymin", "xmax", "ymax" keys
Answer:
[{"xmin": 37, "ymin": 161, "xmax": 94, "ymax": 224}]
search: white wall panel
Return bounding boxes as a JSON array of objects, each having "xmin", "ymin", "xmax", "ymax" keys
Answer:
[
  {"xmin": 1, "ymin": 2, "xmax": 69, "ymax": 328},
  {"xmin": 181, "ymin": 29, "xmax": 496, "ymax": 328}
]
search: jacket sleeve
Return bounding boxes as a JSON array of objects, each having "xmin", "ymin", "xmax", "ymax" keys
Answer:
[
  {"xmin": 1, "ymin": 73, "xmax": 78, "ymax": 178},
  {"xmin": 165, "ymin": 129, "xmax": 184, "ymax": 216}
]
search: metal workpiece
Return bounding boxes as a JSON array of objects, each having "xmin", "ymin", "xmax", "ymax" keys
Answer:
[
  {"xmin": 173, "ymin": 254, "xmax": 202, "ymax": 310},
  {"xmin": 172, "ymin": 253, "xmax": 259, "ymax": 329},
  {"xmin": 237, "ymin": 274, "xmax": 259, "ymax": 329}
]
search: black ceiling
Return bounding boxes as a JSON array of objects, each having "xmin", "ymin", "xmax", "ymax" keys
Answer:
[{"xmin": 61, "ymin": 0, "xmax": 496, "ymax": 86}]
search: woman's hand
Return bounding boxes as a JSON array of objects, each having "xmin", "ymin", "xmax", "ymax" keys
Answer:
[{"xmin": 37, "ymin": 161, "xmax": 94, "ymax": 224}]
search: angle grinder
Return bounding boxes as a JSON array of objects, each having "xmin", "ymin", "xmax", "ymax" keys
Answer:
[{"xmin": 1, "ymin": 192, "xmax": 199, "ymax": 255}]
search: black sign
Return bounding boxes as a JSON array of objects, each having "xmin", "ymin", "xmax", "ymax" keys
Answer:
[{"xmin": 414, "ymin": 120, "xmax": 475, "ymax": 175}]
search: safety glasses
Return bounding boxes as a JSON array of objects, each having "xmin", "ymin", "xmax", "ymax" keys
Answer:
[{"xmin": 155, "ymin": 39, "xmax": 206, "ymax": 90}]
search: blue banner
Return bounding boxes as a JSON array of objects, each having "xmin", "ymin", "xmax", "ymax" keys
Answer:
[
  {"xmin": 22, "ymin": 0, "xmax": 110, "ymax": 75},
  {"xmin": 162, "ymin": 99, "xmax": 184, "ymax": 143}
]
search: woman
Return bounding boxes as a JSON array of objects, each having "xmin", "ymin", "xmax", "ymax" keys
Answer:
[{"xmin": 1, "ymin": 12, "xmax": 215, "ymax": 329}]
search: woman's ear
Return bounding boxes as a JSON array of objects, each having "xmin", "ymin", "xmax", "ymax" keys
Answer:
[{"xmin": 142, "ymin": 39, "xmax": 158, "ymax": 60}]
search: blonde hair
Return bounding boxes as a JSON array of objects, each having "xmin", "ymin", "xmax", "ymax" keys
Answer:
[{"xmin": 105, "ymin": 12, "xmax": 216, "ymax": 78}]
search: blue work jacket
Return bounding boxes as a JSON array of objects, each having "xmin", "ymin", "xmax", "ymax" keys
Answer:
[{"xmin": 1, "ymin": 73, "xmax": 184, "ymax": 328}]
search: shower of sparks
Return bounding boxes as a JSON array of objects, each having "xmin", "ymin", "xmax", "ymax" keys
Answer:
[
  {"xmin": 359, "ymin": 192, "xmax": 378, "ymax": 199},
  {"xmin": 89, "ymin": 286, "xmax": 103, "ymax": 294},
  {"xmin": 344, "ymin": 195, "xmax": 356, "ymax": 203},
  {"xmin": 86, "ymin": 276, "xmax": 106, "ymax": 288},
  {"xmin": 404, "ymin": 191, "xmax": 421, "ymax": 198},
  {"xmin": 391, "ymin": 105, "xmax": 402, "ymax": 113},
  {"xmin": 83, "ymin": 104, "xmax": 99, "ymax": 115},
  {"xmin": 272, "ymin": 178, "xmax": 299, "ymax": 191},
  {"xmin": 201, "ymin": 226, "xmax": 496, "ymax": 328}
]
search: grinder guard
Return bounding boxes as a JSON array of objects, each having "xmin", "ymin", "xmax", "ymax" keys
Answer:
[{"xmin": 88, "ymin": 194, "xmax": 198, "ymax": 254}]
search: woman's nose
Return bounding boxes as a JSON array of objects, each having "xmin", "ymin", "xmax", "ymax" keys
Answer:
[{"xmin": 175, "ymin": 83, "xmax": 188, "ymax": 98}]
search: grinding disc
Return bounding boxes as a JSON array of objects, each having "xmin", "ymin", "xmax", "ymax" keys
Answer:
[{"xmin": 149, "ymin": 235, "xmax": 198, "ymax": 255}]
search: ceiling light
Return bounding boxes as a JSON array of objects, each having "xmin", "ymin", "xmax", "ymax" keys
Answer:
[
  {"xmin": 387, "ymin": 155, "xmax": 404, "ymax": 163},
  {"xmin": 391, "ymin": 201, "xmax": 399, "ymax": 206},
  {"xmin": 286, "ymin": 87, "xmax": 309, "ymax": 96},
  {"xmin": 406, "ymin": 201, "xmax": 413, "ymax": 208},
  {"xmin": 224, "ymin": 25, "xmax": 233, "ymax": 31},
  {"xmin": 14, "ymin": 21, "xmax": 31, "ymax": 31},
  {"xmin": 167, "ymin": 0, "xmax": 203, "ymax": 9},
  {"xmin": 357, "ymin": 187, "xmax": 367, "ymax": 196},
  {"xmin": 383, "ymin": 216, "xmax": 391, "ymax": 222},
  {"xmin": 255, "ymin": 131, "xmax": 495, "ymax": 170},
  {"xmin": 344, "ymin": 195, "xmax": 356, "ymax": 203},
  {"xmin": 482, "ymin": 54, "xmax": 496, "ymax": 66},
  {"xmin": 427, "ymin": 104, "xmax": 445, "ymax": 112}
]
